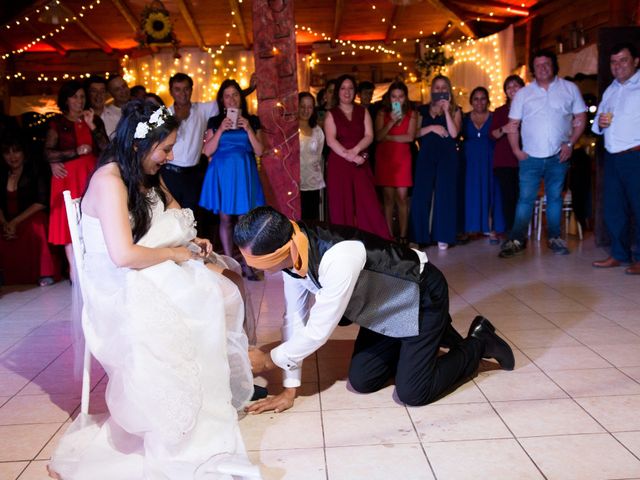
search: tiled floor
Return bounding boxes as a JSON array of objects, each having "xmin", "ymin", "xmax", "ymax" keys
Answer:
[{"xmin": 2, "ymin": 234, "xmax": 640, "ymax": 479}]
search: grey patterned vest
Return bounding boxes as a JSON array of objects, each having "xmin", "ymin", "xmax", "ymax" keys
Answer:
[{"xmin": 284, "ymin": 223, "xmax": 422, "ymax": 338}]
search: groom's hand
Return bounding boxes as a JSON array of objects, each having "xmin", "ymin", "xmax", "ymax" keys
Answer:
[
  {"xmin": 246, "ymin": 387, "xmax": 296, "ymax": 414},
  {"xmin": 248, "ymin": 347, "xmax": 275, "ymax": 374}
]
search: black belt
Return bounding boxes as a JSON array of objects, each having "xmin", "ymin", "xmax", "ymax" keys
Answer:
[
  {"xmin": 612, "ymin": 145, "xmax": 640, "ymax": 155},
  {"xmin": 162, "ymin": 163, "xmax": 199, "ymax": 173}
]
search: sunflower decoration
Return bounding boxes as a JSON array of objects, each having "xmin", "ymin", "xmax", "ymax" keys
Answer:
[{"xmin": 138, "ymin": 0, "xmax": 180, "ymax": 56}]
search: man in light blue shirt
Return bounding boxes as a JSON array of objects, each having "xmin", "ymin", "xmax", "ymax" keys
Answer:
[
  {"xmin": 591, "ymin": 43, "xmax": 640, "ymax": 275},
  {"xmin": 499, "ymin": 50, "xmax": 587, "ymax": 258}
]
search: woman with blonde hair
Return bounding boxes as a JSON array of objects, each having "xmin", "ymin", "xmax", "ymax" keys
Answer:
[{"xmin": 410, "ymin": 74, "xmax": 462, "ymax": 249}]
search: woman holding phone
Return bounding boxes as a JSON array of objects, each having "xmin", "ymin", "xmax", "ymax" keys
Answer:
[
  {"xmin": 200, "ymin": 79, "xmax": 265, "ymax": 278},
  {"xmin": 410, "ymin": 74, "xmax": 462, "ymax": 250},
  {"xmin": 374, "ymin": 81, "xmax": 416, "ymax": 243}
]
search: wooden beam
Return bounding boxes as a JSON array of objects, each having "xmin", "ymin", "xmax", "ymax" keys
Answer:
[
  {"xmin": 175, "ymin": 0, "xmax": 205, "ymax": 50},
  {"xmin": 384, "ymin": 6, "xmax": 405, "ymax": 45},
  {"xmin": 424, "ymin": 0, "xmax": 477, "ymax": 38},
  {"xmin": 331, "ymin": 0, "xmax": 344, "ymax": 48},
  {"xmin": 228, "ymin": 0, "xmax": 250, "ymax": 50},
  {"xmin": 110, "ymin": 0, "xmax": 139, "ymax": 33},
  {"xmin": 59, "ymin": 4, "xmax": 113, "ymax": 53},
  {"xmin": 451, "ymin": 0, "xmax": 529, "ymax": 16}
]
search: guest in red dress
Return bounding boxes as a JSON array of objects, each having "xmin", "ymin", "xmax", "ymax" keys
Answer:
[
  {"xmin": 0, "ymin": 137, "xmax": 59, "ymax": 286},
  {"xmin": 374, "ymin": 81, "xmax": 417, "ymax": 243},
  {"xmin": 324, "ymin": 74, "xmax": 391, "ymax": 239},
  {"xmin": 45, "ymin": 80, "xmax": 108, "ymax": 281}
]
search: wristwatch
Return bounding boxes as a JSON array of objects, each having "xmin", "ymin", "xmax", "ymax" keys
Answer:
[{"xmin": 565, "ymin": 141, "xmax": 573, "ymax": 148}]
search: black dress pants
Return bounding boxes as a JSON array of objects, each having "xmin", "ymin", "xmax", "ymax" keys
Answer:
[
  {"xmin": 348, "ymin": 262, "xmax": 483, "ymax": 406},
  {"xmin": 161, "ymin": 164, "xmax": 204, "ymax": 211},
  {"xmin": 494, "ymin": 167, "xmax": 519, "ymax": 235}
]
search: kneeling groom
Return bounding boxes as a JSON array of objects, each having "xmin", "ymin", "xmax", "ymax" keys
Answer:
[{"xmin": 235, "ymin": 207, "xmax": 514, "ymax": 413}]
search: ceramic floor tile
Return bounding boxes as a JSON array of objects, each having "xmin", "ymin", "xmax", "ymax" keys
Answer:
[
  {"xmin": 326, "ymin": 444, "xmax": 435, "ymax": 480},
  {"xmin": 590, "ymin": 344, "xmax": 640, "ymax": 368},
  {"xmin": 36, "ymin": 421, "xmax": 70, "ymax": 460},
  {"xmin": 247, "ymin": 448, "xmax": 326, "ymax": 480},
  {"xmin": 546, "ymin": 368, "xmax": 640, "ymax": 398},
  {"xmin": 323, "ymin": 407, "xmax": 418, "ymax": 447},
  {"xmin": 0, "ymin": 423, "xmax": 61, "ymax": 461},
  {"xmin": 15, "ymin": 460, "xmax": 49, "ymax": 480},
  {"xmin": 0, "ymin": 373, "xmax": 31, "ymax": 396},
  {"xmin": 503, "ymin": 328, "xmax": 581, "ymax": 349},
  {"xmin": 0, "ymin": 394, "xmax": 78, "ymax": 425},
  {"xmin": 427, "ymin": 379, "xmax": 487, "ymax": 405},
  {"xmin": 613, "ymin": 431, "xmax": 640, "ymax": 458},
  {"xmin": 520, "ymin": 433, "xmax": 640, "ymax": 480},
  {"xmin": 478, "ymin": 313, "xmax": 557, "ymax": 332},
  {"xmin": 522, "ymin": 346, "xmax": 613, "ymax": 371},
  {"xmin": 0, "ymin": 461, "xmax": 28, "ymax": 479},
  {"xmin": 567, "ymin": 326, "xmax": 640, "ymax": 347},
  {"xmin": 319, "ymin": 381, "xmax": 401, "ymax": 410},
  {"xmin": 541, "ymin": 311, "xmax": 618, "ymax": 330},
  {"xmin": 621, "ymin": 366, "xmax": 640, "ymax": 383},
  {"xmin": 424, "ymin": 438, "xmax": 543, "ymax": 480},
  {"xmin": 409, "ymin": 402, "xmax": 512, "ymax": 442},
  {"xmin": 576, "ymin": 395, "xmax": 640, "ymax": 432},
  {"xmin": 493, "ymin": 398, "xmax": 604, "ymax": 437},
  {"xmin": 239, "ymin": 411, "xmax": 323, "ymax": 451},
  {"xmin": 474, "ymin": 371, "xmax": 567, "ymax": 402}
]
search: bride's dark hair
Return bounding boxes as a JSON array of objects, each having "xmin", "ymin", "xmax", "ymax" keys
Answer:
[{"xmin": 99, "ymin": 99, "xmax": 180, "ymax": 242}]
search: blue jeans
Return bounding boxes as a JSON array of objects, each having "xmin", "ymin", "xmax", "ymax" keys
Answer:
[
  {"xmin": 510, "ymin": 154, "xmax": 569, "ymax": 242},
  {"xmin": 603, "ymin": 150, "xmax": 640, "ymax": 262}
]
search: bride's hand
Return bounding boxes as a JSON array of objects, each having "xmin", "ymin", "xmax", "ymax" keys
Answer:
[
  {"xmin": 170, "ymin": 246, "xmax": 195, "ymax": 263},
  {"xmin": 193, "ymin": 237, "xmax": 213, "ymax": 257}
]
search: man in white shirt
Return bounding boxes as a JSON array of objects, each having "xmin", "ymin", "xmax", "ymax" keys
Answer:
[
  {"xmin": 234, "ymin": 207, "xmax": 514, "ymax": 413},
  {"xmin": 499, "ymin": 50, "xmax": 587, "ymax": 258},
  {"xmin": 104, "ymin": 75, "xmax": 131, "ymax": 138},
  {"xmin": 162, "ymin": 72, "xmax": 218, "ymax": 211},
  {"xmin": 85, "ymin": 75, "xmax": 120, "ymax": 138},
  {"xmin": 591, "ymin": 43, "xmax": 640, "ymax": 275}
]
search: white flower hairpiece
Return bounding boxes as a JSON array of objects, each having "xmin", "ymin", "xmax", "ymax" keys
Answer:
[{"xmin": 134, "ymin": 106, "xmax": 171, "ymax": 139}]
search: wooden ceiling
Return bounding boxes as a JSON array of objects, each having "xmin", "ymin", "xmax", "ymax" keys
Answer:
[{"xmin": 0, "ymin": 0, "xmax": 537, "ymax": 60}]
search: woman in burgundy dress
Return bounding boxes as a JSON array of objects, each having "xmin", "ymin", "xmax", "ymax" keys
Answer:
[
  {"xmin": 0, "ymin": 137, "xmax": 59, "ymax": 286},
  {"xmin": 45, "ymin": 80, "xmax": 108, "ymax": 280},
  {"xmin": 374, "ymin": 81, "xmax": 417, "ymax": 243},
  {"xmin": 323, "ymin": 74, "xmax": 390, "ymax": 239}
]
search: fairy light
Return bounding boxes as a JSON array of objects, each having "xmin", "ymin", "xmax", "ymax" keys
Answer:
[{"xmin": 1, "ymin": 0, "xmax": 102, "ymax": 60}]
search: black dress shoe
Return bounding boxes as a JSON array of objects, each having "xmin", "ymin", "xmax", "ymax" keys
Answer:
[
  {"xmin": 469, "ymin": 316, "xmax": 515, "ymax": 371},
  {"xmin": 468, "ymin": 315, "xmax": 495, "ymax": 337},
  {"xmin": 250, "ymin": 385, "xmax": 268, "ymax": 401}
]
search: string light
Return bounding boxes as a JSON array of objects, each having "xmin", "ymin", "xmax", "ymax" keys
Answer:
[{"xmin": 1, "ymin": 0, "xmax": 102, "ymax": 60}]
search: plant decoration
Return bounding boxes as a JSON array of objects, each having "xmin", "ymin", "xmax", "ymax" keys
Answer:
[
  {"xmin": 415, "ymin": 46, "xmax": 454, "ymax": 80},
  {"xmin": 136, "ymin": 0, "xmax": 181, "ymax": 58}
]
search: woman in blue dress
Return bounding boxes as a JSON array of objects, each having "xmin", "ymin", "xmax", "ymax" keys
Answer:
[
  {"xmin": 410, "ymin": 75, "xmax": 462, "ymax": 250},
  {"xmin": 200, "ymin": 79, "xmax": 265, "ymax": 271},
  {"xmin": 462, "ymin": 86, "xmax": 505, "ymax": 241}
]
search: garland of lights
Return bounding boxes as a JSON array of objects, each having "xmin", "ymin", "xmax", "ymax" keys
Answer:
[{"xmin": 0, "ymin": 0, "xmax": 103, "ymax": 60}]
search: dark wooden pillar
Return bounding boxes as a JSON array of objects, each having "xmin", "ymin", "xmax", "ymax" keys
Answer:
[{"xmin": 252, "ymin": 0, "xmax": 301, "ymax": 219}]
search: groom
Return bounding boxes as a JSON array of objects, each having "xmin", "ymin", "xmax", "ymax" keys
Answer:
[{"xmin": 235, "ymin": 206, "xmax": 514, "ymax": 413}]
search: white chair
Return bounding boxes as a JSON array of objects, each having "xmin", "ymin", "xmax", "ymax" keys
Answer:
[
  {"xmin": 63, "ymin": 190, "xmax": 92, "ymax": 415},
  {"xmin": 534, "ymin": 191, "xmax": 583, "ymax": 241}
]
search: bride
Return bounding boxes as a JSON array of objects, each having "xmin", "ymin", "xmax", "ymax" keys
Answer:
[{"xmin": 48, "ymin": 100, "xmax": 261, "ymax": 479}]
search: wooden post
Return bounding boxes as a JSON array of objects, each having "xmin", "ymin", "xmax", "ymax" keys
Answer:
[{"xmin": 252, "ymin": 0, "xmax": 300, "ymax": 219}]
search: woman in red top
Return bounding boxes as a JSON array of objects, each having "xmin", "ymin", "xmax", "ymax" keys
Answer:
[
  {"xmin": 489, "ymin": 75, "xmax": 525, "ymax": 235},
  {"xmin": 374, "ymin": 81, "xmax": 417, "ymax": 243},
  {"xmin": 324, "ymin": 74, "xmax": 390, "ymax": 239},
  {"xmin": 45, "ymin": 80, "xmax": 108, "ymax": 280}
]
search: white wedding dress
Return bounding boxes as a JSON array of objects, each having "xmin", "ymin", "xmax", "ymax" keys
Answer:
[{"xmin": 50, "ymin": 191, "xmax": 262, "ymax": 479}]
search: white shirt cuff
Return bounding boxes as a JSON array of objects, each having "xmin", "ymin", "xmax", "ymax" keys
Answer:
[{"xmin": 271, "ymin": 346, "xmax": 302, "ymax": 388}]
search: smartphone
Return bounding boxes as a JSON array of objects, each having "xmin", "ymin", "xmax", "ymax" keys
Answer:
[
  {"xmin": 432, "ymin": 92, "xmax": 450, "ymax": 102},
  {"xmin": 226, "ymin": 107, "xmax": 239, "ymax": 129},
  {"xmin": 391, "ymin": 101, "xmax": 402, "ymax": 116}
]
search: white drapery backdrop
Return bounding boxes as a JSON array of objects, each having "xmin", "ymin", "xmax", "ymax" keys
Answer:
[
  {"xmin": 441, "ymin": 25, "xmax": 516, "ymax": 111},
  {"xmin": 120, "ymin": 47, "xmax": 256, "ymax": 108}
]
